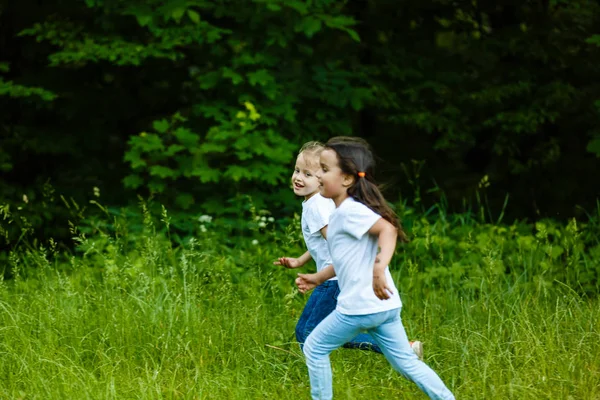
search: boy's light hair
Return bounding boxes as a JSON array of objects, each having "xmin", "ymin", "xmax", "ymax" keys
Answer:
[
  {"xmin": 298, "ymin": 141, "xmax": 324, "ymax": 156},
  {"xmin": 298, "ymin": 141, "xmax": 324, "ymax": 169}
]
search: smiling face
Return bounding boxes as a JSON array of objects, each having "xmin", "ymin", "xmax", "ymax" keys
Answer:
[
  {"xmin": 291, "ymin": 152, "xmax": 321, "ymax": 200},
  {"xmin": 317, "ymin": 149, "xmax": 353, "ymax": 206}
]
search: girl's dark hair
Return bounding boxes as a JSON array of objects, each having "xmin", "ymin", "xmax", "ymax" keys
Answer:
[{"xmin": 325, "ymin": 136, "xmax": 409, "ymax": 243}]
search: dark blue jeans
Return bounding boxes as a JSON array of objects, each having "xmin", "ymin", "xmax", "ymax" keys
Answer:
[{"xmin": 295, "ymin": 280, "xmax": 382, "ymax": 353}]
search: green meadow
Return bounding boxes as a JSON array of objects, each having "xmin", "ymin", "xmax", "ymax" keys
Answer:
[{"xmin": 0, "ymin": 203, "xmax": 599, "ymax": 399}]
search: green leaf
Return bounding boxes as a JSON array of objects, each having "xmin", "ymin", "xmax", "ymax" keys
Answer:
[
  {"xmin": 187, "ymin": 10, "xmax": 201, "ymax": 24},
  {"xmin": 266, "ymin": 3, "xmax": 281, "ymax": 11},
  {"xmin": 295, "ymin": 16, "xmax": 322, "ymax": 38},
  {"xmin": 190, "ymin": 167, "xmax": 221, "ymax": 183},
  {"xmin": 136, "ymin": 15, "xmax": 153, "ymax": 27},
  {"xmin": 199, "ymin": 143, "xmax": 227, "ymax": 153},
  {"xmin": 224, "ymin": 165, "xmax": 254, "ymax": 182},
  {"xmin": 198, "ymin": 71, "xmax": 220, "ymax": 90},
  {"xmin": 165, "ymin": 144, "xmax": 185, "ymax": 156},
  {"xmin": 323, "ymin": 15, "xmax": 356, "ymax": 29},
  {"xmin": 172, "ymin": 7, "xmax": 186, "ymax": 21},
  {"xmin": 173, "ymin": 127, "xmax": 199, "ymax": 147},
  {"xmin": 587, "ymin": 137, "xmax": 600, "ymax": 157},
  {"xmin": 138, "ymin": 133, "xmax": 164, "ymax": 152},
  {"xmin": 128, "ymin": 132, "xmax": 164, "ymax": 153},
  {"xmin": 175, "ymin": 193, "xmax": 195, "ymax": 209},
  {"xmin": 123, "ymin": 174, "xmax": 144, "ymax": 189},
  {"xmin": 194, "ymin": 104, "xmax": 225, "ymax": 119},
  {"xmin": 149, "ymin": 165, "xmax": 177, "ymax": 178},
  {"xmin": 153, "ymin": 119, "xmax": 170, "ymax": 133},
  {"xmin": 546, "ymin": 245, "xmax": 564, "ymax": 260},
  {"xmin": 148, "ymin": 181, "xmax": 166, "ymax": 193},
  {"xmin": 0, "ymin": 79, "xmax": 57, "ymax": 101},
  {"xmin": 0, "ymin": 162, "xmax": 13, "ymax": 172},
  {"xmin": 285, "ymin": 1, "xmax": 308, "ymax": 14},
  {"xmin": 343, "ymin": 28, "xmax": 360, "ymax": 43},
  {"xmin": 222, "ymin": 68, "xmax": 244, "ymax": 85},
  {"xmin": 585, "ymin": 35, "xmax": 600, "ymax": 46},
  {"xmin": 247, "ymin": 69, "xmax": 274, "ymax": 86},
  {"xmin": 123, "ymin": 150, "xmax": 147, "ymax": 169}
]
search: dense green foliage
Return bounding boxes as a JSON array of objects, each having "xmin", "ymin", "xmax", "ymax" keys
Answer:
[
  {"xmin": 1, "ymin": 0, "xmax": 600, "ymax": 248},
  {"xmin": 0, "ymin": 204, "xmax": 599, "ymax": 398}
]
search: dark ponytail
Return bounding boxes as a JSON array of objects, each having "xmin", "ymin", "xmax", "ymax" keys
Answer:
[{"xmin": 325, "ymin": 137, "xmax": 409, "ymax": 243}]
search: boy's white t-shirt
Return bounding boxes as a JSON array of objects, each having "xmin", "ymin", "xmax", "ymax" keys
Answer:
[
  {"xmin": 301, "ymin": 193, "xmax": 337, "ymax": 279},
  {"xmin": 327, "ymin": 196, "xmax": 402, "ymax": 315}
]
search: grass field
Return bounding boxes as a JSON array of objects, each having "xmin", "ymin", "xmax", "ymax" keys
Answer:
[{"xmin": 0, "ymin": 207, "xmax": 599, "ymax": 399}]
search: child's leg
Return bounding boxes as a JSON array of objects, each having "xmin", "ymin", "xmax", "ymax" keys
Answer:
[
  {"xmin": 345, "ymin": 335, "xmax": 424, "ymax": 359},
  {"xmin": 343, "ymin": 334, "xmax": 423, "ymax": 358},
  {"xmin": 303, "ymin": 310, "xmax": 363, "ymax": 400},
  {"xmin": 295, "ymin": 281, "xmax": 338, "ymax": 347},
  {"xmin": 309, "ymin": 281, "xmax": 382, "ymax": 353},
  {"xmin": 321, "ymin": 283, "xmax": 414, "ymax": 356},
  {"xmin": 343, "ymin": 332, "xmax": 383, "ymax": 353},
  {"xmin": 368, "ymin": 309, "xmax": 455, "ymax": 400}
]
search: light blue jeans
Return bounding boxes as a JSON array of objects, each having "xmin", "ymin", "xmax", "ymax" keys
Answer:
[
  {"xmin": 296, "ymin": 280, "xmax": 381, "ymax": 353},
  {"xmin": 303, "ymin": 308, "xmax": 455, "ymax": 400}
]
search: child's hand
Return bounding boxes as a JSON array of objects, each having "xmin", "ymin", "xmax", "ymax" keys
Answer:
[
  {"xmin": 373, "ymin": 273, "xmax": 393, "ymax": 300},
  {"xmin": 295, "ymin": 273, "xmax": 318, "ymax": 293},
  {"xmin": 273, "ymin": 257, "xmax": 302, "ymax": 269}
]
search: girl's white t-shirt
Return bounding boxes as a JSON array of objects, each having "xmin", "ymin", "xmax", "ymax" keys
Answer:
[
  {"xmin": 327, "ymin": 197, "xmax": 402, "ymax": 315},
  {"xmin": 302, "ymin": 193, "xmax": 337, "ymax": 279}
]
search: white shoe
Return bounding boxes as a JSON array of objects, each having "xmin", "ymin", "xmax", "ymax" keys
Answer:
[{"xmin": 410, "ymin": 341, "xmax": 424, "ymax": 360}]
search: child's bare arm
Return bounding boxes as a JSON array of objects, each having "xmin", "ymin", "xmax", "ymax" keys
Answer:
[
  {"xmin": 295, "ymin": 265, "xmax": 336, "ymax": 293},
  {"xmin": 368, "ymin": 218, "xmax": 398, "ymax": 300},
  {"xmin": 320, "ymin": 225, "xmax": 328, "ymax": 239},
  {"xmin": 273, "ymin": 250, "xmax": 312, "ymax": 269}
]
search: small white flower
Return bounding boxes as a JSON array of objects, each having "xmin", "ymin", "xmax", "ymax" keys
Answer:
[
  {"xmin": 200, "ymin": 225, "xmax": 207, "ymax": 233},
  {"xmin": 258, "ymin": 221, "xmax": 267, "ymax": 228},
  {"xmin": 93, "ymin": 186, "xmax": 100, "ymax": 197},
  {"xmin": 252, "ymin": 239, "xmax": 259, "ymax": 245},
  {"xmin": 268, "ymin": 217, "xmax": 274, "ymax": 222},
  {"xmin": 22, "ymin": 194, "xmax": 29, "ymax": 204},
  {"xmin": 261, "ymin": 216, "xmax": 267, "ymax": 222},
  {"xmin": 198, "ymin": 215, "xmax": 212, "ymax": 223}
]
